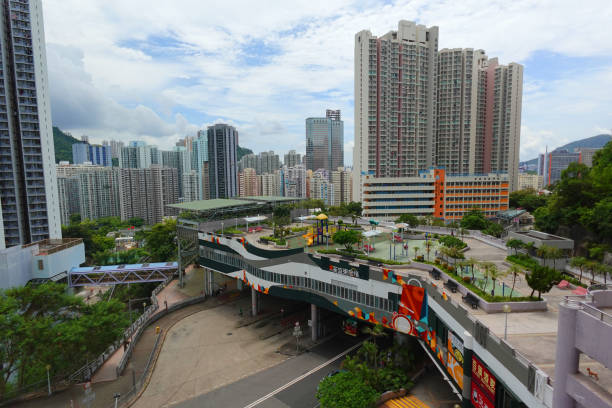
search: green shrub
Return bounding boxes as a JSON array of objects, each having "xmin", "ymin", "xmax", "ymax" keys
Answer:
[{"xmin": 438, "ymin": 235, "xmax": 467, "ymax": 249}]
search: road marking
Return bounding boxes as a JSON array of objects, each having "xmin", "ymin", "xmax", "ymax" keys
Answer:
[{"xmin": 241, "ymin": 341, "xmax": 363, "ymax": 408}]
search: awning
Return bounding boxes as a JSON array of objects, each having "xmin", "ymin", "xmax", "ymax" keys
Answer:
[
  {"xmin": 363, "ymin": 230, "xmax": 381, "ymax": 238},
  {"xmin": 244, "ymin": 215, "xmax": 267, "ymax": 223}
]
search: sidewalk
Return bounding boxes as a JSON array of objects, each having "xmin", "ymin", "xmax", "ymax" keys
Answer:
[{"xmin": 92, "ymin": 279, "xmax": 190, "ymax": 383}]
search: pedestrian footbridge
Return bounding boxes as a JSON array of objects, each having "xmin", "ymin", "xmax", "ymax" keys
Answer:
[{"xmin": 68, "ymin": 262, "xmax": 178, "ymax": 287}]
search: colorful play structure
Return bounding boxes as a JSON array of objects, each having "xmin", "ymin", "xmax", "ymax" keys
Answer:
[{"xmin": 301, "ymin": 213, "xmax": 346, "ymax": 247}]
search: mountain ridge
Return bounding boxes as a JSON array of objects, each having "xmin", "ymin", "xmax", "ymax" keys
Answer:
[
  {"xmin": 52, "ymin": 126, "xmax": 255, "ymax": 164},
  {"xmin": 521, "ymin": 133, "xmax": 612, "ymax": 166}
]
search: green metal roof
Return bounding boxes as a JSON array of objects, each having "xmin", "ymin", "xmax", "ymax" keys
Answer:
[
  {"xmin": 168, "ymin": 198, "xmax": 254, "ymax": 212},
  {"xmin": 242, "ymin": 196, "xmax": 304, "ymax": 203}
]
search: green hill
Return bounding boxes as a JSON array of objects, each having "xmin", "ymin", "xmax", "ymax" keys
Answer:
[
  {"xmin": 53, "ymin": 125, "xmax": 254, "ymax": 164},
  {"xmin": 53, "ymin": 126, "xmax": 79, "ymax": 163},
  {"xmin": 521, "ymin": 133, "xmax": 612, "ymax": 167},
  {"xmin": 237, "ymin": 145, "xmax": 253, "ymax": 161}
]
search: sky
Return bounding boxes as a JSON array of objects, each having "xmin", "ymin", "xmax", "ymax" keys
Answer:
[{"xmin": 42, "ymin": 0, "xmax": 612, "ymax": 163}]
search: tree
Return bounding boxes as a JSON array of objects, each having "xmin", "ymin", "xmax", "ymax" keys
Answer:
[
  {"xmin": 332, "ymin": 230, "xmax": 363, "ymax": 252},
  {"xmin": 479, "ymin": 262, "xmax": 495, "ymax": 293},
  {"xmin": 508, "ymin": 265, "xmax": 523, "ymax": 297},
  {"xmin": 466, "ymin": 257, "xmax": 478, "ymax": 281},
  {"xmin": 413, "ymin": 246, "xmax": 420, "ymax": 260},
  {"xmin": 586, "ymin": 261, "xmax": 598, "ymax": 282},
  {"xmin": 346, "ymin": 202, "xmax": 363, "ymax": 225},
  {"xmin": 316, "ymin": 371, "xmax": 379, "ymax": 408},
  {"xmin": 69, "ymin": 213, "xmax": 82, "ymax": 224},
  {"xmin": 506, "ymin": 239, "xmax": 524, "ymax": 255},
  {"xmin": 548, "ymin": 247, "xmax": 564, "ymax": 271},
  {"xmin": 127, "ymin": 217, "xmax": 145, "ymax": 227},
  {"xmin": 570, "ymin": 257, "xmax": 588, "ymax": 283},
  {"xmin": 143, "ymin": 219, "xmax": 177, "ymax": 261},
  {"xmin": 509, "ymin": 189, "xmax": 548, "ymax": 212},
  {"xmin": 536, "ymin": 245, "xmax": 553, "ymax": 268},
  {"xmin": 0, "ymin": 283, "xmax": 128, "ymax": 397},
  {"xmin": 594, "ymin": 263, "xmax": 610, "ymax": 284},
  {"xmin": 487, "ymin": 264, "xmax": 507, "ymax": 296},
  {"xmin": 460, "ymin": 208, "xmax": 489, "ymax": 230},
  {"xmin": 424, "ymin": 240, "xmax": 433, "ymax": 262},
  {"xmin": 525, "ymin": 266, "xmax": 561, "ymax": 299},
  {"xmin": 396, "ymin": 213, "xmax": 418, "ymax": 228}
]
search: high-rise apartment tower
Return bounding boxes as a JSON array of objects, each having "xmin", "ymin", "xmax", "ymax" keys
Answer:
[
  {"xmin": 0, "ymin": 0, "xmax": 61, "ymax": 248},
  {"xmin": 207, "ymin": 124, "xmax": 238, "ymax": 199},
  {"xmin": 305, "ymin": 110, "xmax": 343, "ymax": 172}
]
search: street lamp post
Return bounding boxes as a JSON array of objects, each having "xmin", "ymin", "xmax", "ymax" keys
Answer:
[
  {"xmin": 113, "ymin": 393, "xmax": 120, "ymax": 408},
  {"xmin": 503, "ymin": 304, "xmax": 511, "ymax": 340},
  {"xmin": 46, "ymin": 364, "xmax": 51, "ymax": 396}
]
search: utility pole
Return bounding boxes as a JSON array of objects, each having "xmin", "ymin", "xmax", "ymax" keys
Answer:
[{"xmin": 178, "ymin": 237, "xmax": 183, "ymax": 288}]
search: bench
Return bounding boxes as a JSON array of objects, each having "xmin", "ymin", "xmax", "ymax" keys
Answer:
[
  {"xmin": 462, "ymin": 293, "xmax": 479, "ymax": 309},
  {"xmin": 429, "ymin": 268, "xmax": 441, "ymax": 280},
  {"xmin": 444, "ymin": 279, "xmax": 459, "ymax": 293}
]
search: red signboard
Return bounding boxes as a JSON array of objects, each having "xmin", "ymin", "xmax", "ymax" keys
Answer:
[
  {"xmin": 472, "ymin": 356, "xmax": 496, "ymax": 401},
  {"xmin": 471, "ymin": 382, "xmax": 494, "ymax": 408}
]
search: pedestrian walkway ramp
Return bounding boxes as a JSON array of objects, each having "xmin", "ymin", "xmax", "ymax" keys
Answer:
[
  {"xmin": 69, "ymin": 262, "xmax": 178, "ymax": 286},
  {"xmin": 383, "ymin": 395, "xmax": 431, "ymax": 408}
]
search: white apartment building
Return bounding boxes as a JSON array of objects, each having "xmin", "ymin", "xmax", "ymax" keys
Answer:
[
  {"xmin": 56, "ymin": 163, "xmax": 121, "ymax": 224},
  {"xmin": 517, "ymin": 173, "xmax": 543, "ymax": 191},
  {"xmin": 259, "ymin": 171, "xmax": 281, "ymax": 197},
  {"xmin": 309, "ymin": 170, "xmax": 334, "ymax": 206}
]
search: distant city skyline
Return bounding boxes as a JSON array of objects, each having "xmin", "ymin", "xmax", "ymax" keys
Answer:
[{"xmin": 42, "ymin": 1, "xmax": 612, "ymax": 164}]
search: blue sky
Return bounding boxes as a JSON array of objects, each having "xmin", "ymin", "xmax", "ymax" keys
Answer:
[{"xmin": 42, "ymin": 0, "xmax": 612, "ymax": 163}]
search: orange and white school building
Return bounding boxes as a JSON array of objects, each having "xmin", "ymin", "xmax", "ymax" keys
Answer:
[{"xmin": 362, "ymin": 168, "xmax": 509, "ymax": 221}]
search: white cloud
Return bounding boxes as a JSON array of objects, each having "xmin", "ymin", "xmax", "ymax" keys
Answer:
[{"xmin": 42, "ymin": 0, "xmax": 612, "ymax": 160}]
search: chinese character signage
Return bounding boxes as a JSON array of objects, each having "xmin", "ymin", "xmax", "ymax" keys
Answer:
[
  {"xmin": 472, "ymin": 356, "xmax": 496, "ymax": 401},
  {"xmin": 471, "ymin": 381, "xmax": 494, "ymax": 408}
]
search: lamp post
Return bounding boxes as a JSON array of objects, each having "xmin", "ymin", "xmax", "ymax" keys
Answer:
[
  {"xmin": 503, "ymin": 304, "xmax": 511, "ymax": 340},
  {"xmin": 113, "ymin": 393, "xmax": 120, "ymax": 408},
  {"xmin": 46, "ymin": 364, "xmax": 51, "ymax": 396}
]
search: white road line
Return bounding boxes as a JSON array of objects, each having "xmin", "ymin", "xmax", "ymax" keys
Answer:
[{"xmin": 241, "ymin": 341, "xmax": 363, "ymax": 408}]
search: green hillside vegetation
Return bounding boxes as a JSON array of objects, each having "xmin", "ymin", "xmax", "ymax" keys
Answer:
[
  {"xmin": 53, "ymin": 126, "xmax": 79, "ymax": 163},
  {"xmin": 237, "ymin": 145, "xmax": 253, "ymax": 161},
  {"xmin": 53, "ymin": 125, "xmax": 254, "ymax": 164},
  {"xmin": 521, "ymin": 133, "xmax": 612, "ymax": 166},
  {"xmin": 534, "ymin": 140, "xmax": 612, "ymax": 250}
]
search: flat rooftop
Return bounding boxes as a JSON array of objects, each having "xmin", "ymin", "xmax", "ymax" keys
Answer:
[
  {"xmin": 169, "ymin": 198, "xmax": 255, "ymax": 212},
  {"xmin": 241, "ymin": 196, "xmax": 304, "ymax": 203}
]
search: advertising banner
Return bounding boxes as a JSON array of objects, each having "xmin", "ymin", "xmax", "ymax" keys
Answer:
[
  {"xmin": 446, "ymin": 331, "xmax": 464, "ymax": 389},
  {"xmin": 471, "ymin": 382, "xmax": 495, "ymax": 408},
  {"xmin": 472, "ymin": 356, "xmax": 496, "ymax": 401}
]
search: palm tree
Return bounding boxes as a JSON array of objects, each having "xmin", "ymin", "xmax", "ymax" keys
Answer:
[
  {"xmin": 466, "ymin": 257, "xmax": 478, "ymax": 282},
  {"xmin": 459, "ymin": 227, "xmax": 468, "ymax": 243},
  {"xmin": 508, "ymin": 265, "xmax": 522, "ymax": 298},
  {"xmin": 413, "ymin": 246, "xmax": 420, "ymax": 260},
  {"xmin": 361, "ymin": 324, "xmax": 387, "ymax": 367},
  {"xmin": 487, "ymin": 264, "xmax": 507, "ymax": 297},
  {"xmin": 587, "ymin": 261, "xmax": 598, "ymax": 283},
  {"xmin": 479, "ymin": 261, "xmax": 495, "ymax": 293},
  {"xmin": 549, "ymin": 247, "xmax": 564, "ymax": 271},
  {"xmin": 594, "ymin": 263, "xmax": 610, "ymax": 285},
  {"xmin": 537, "ymin": 245, "xmax": 553, "ymax": 268},
  {"xmin": 570, "ymin": 257, "xmax": 588, "ymax": 283},
  {"xmin": 425, "ymin": 240, "xmax": 432, "ymax": 262}
]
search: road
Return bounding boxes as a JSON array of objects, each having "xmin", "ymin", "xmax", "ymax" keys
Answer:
[{"xmin": 170, "ymin": 333, "xmax": 363, "ymax": 408}]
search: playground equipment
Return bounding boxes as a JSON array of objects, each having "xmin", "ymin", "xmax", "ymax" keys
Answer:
[
  {"xmin": 302, "ymin": 232, "xmax": 315, "ymax": 246},
  {"xmin": 301, "ymin": 213, "xmax": 345, "ymax": 247}
]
